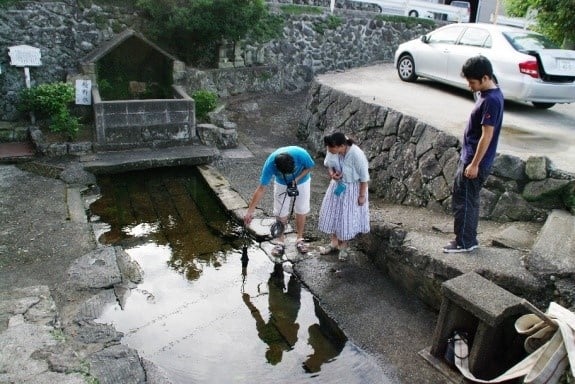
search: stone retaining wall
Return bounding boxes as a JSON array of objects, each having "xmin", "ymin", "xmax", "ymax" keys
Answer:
[
  {"xmin": 185, "ymin": 11, "xmax": 432, "ymax": 97},
  {"xmin": 0, "ymin": 1, "xmax": 139, "ymax": 121},
  {"xmin": 300, "ymin": 81, "xmax": 575, "ymax": 222},
  {"xmin": 1, "ymin": 1, "xmax": 432, "ymax": 120}
]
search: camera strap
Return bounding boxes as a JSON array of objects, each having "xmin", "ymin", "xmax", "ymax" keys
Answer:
[{"xmin": 281, "ymin": 173, "xmax": 296, "ymax": 218}]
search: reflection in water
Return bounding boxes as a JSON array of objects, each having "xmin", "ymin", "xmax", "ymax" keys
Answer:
[
  {"xmin": 243, "ymin": 263, "xmax": 347, "ymax": 373},
  {"xmin": 90, "ymin": 167, "xmax": 240, "ymax": 281},
  {"xmin": 91, "ymin": 167, "xmax": 388, "ymax": 383},
  {"xmin": 305, "ymin": 297, "xmax": 347, "ymax": 374},
  {"xmin": 243, "ymin": 263, "xmax": 301, "ymax": 365}
]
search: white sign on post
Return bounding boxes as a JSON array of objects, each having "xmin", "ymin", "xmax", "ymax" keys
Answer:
[
  {"xmin": 9, "ymin": 45, "xmax": 42, "ymax": 123},
  {"xmin": 75, "ymin": 79, "xmax": 92, "ymax": 105},
  {"xmin": 8, "ymin": 45, "xmax": 42, "ymax": 67},
  {"xmin": 8, "ymin": 45, "xmax": 42, "ymax": 89}
]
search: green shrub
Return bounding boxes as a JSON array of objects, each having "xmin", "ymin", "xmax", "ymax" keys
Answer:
[
  {"xmin": 248, "ymin": 12, "xmax": 285, "ymax": 43},
  {"xmin": 18, "ymin": 82, "xmax": 81, "ymax": 139},
  {"xmin": 192, "ymin": 90, "xmax": 218, "ymax": 122},
  {"xmin": 314, "ymin": 14, "xmax": 343, "ymax": 34},
  {"xmin": 0, "ymin": 0, "xmax": 19, "ymax": 8}
]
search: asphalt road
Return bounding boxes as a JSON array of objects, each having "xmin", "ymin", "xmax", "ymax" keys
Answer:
[{"xmin": 317, "ymin": 63, "xmax": 575, "ymax": 174}]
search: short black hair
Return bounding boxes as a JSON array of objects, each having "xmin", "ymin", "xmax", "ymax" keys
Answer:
[
  {"xmin": 275, "ymin": 153, "xmax": 295, "ymax": 174},
  {"xmin": 461, "ymin": 56, "xmax": 494, "ymax": 81}
]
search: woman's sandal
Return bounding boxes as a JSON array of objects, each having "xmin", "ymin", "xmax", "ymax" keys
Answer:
[
  {"xmin": 319, "ymin": 244, "xmax": 338, "ymax": 255},
  {"xmin": 296, "ymin": 240, "xmax": 309, "ymax": 254}
]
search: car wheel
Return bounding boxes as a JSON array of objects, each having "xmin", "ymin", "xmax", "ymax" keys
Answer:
[
  {"xmin": 408, "ymin": 10, "xmax": 419, "ymax": 17},
  {"xmin": 397, "ymin": 54, "xmax": 417, "ymax": 82},
  {"xmin": 532, "ymin": 102, "xmax": 555, "ymax": 109}
]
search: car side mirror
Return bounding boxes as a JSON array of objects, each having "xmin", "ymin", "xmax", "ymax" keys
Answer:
[{"xmin": 420, "ymin": 35, "xmax": 429, "ymax": 43}]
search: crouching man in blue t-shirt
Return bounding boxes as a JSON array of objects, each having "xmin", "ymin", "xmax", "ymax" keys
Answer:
[{"xmin": 244, "ymin": 146, "xmax": 315, "ymax": 257}]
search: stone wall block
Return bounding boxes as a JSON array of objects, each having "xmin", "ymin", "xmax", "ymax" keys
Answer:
[
  {"xmin": 388, "ymin": 178, "xmax": 408, "ymax": 204},
  {"xmin": 523, "ymin": 178, "xmax": 572, "ymax": 211},
  {"xmin": 414, "ymin": 124, "xmax": 438, "ymax": 159},
  {"xmin": 491, "ymin": 154, "xmax": 526, "ymax": 182},
  {"xmin": 428, "ymin": 175, "xmax": 450, "ymax": 202},
  {"xmin": 525, "ymin": 156, "xmax": 548, "ymax": 181},
  {"xmin": 433, "ymin": 131, "xmax": 460, "ymax": 156},
  {"xmin": 373, "ymin": 106, "xmax": 389, "ymax": 128},
  {"xmin": 485, "ymin": 175, "xmax": 518, "ymax": 194},
  {"xmin": 440, "ymin": 150, "xmax": 459, "ymax": 189},
  {"xmin": 46, "ymin": 143, "xmax": 68, "ymax": 157},
  {"xmin": 382, "ymin": 110, "xmax": 402, "ymax": 136},
  {"xmin": 403, "ymin": 170, "xmax": 427, "ymax": 206},
  {"xmin": 67, "ymin": 142, "xmax": 93, "ymax": 156},
  {"xmin": 419, "ymin": 150, "xmax": 443, "ymax": 182},
  {"xmin": 479, "ymin": 188, "xmax": 499, "ymax": 219},
  {"xmin": 490, "ymin": 192, "xmax": 546, "ymax": 222},
  {"xmin": 397, "ymin": 115, "xmax": 417, "ymax": 142}
]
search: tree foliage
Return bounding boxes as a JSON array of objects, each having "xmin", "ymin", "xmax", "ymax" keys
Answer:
[
  {"xmin": 505, "ymin": 0, "xmax": 575, "ymax": 47},
  {"xmin": 136, "ymin": 0, "xmax": 266, "ymax": 67}
]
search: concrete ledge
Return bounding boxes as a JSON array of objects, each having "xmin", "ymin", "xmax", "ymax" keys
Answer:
[
  {"xmin": 79, "ymin": 145, "xmax": 219, "ymax": 174},
  {"xmin": 66, "ymin": 187, "xmax": 87, "ymax": 223}
]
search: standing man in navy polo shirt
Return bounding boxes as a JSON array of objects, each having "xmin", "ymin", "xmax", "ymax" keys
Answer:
[{"xmin": 444, "ymin": 56, "xmax": 504, "ymax": 253}]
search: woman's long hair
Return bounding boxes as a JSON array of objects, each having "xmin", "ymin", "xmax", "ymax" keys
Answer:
[{"xmin": 323, "ymin": 132, "xmax": 354, "ymax": 148}]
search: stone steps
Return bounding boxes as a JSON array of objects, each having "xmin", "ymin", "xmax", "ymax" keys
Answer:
[{"xmin": 527, "ymin": 209, "xmax": 575, "ymax": 277}]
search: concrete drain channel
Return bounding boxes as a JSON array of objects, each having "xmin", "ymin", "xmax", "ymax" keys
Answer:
[{"xmin": 90, "ymin": 166, "xmax": 387, "ymax": 383}]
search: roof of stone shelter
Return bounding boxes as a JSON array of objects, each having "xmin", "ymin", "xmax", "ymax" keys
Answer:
[{"xmin": 80, "ymin": 28, "xmax": 178, "ymax": 65}]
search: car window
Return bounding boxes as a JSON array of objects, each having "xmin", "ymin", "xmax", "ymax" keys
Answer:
[
  {"xmin": 451, "ymin": 1, "xmax": 470, "ymax": 9},
  {"xmin": 458, "ymin": 28, "xmax": 490, "ymax": 47},
  {"xmin": 503, "ymin": 31, "xmax": 559, "ymax": 51},
  {"xmin": 427, "ymin": 26, "xmax": 465, "ymax": 44}
]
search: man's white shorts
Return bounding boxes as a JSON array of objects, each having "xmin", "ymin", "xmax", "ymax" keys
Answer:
[{"xmin": 273, "ymin": 179, "xmax": 311, "ymax": 218}]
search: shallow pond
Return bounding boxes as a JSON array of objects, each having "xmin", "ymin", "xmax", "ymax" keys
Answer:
[{"xmin": 90, "ymin": 167, "xmax": 389, "ymax": 383}]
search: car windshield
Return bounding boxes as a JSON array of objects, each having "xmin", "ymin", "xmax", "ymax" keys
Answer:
[{"xmin": 503, "ymin": 31, "xmax": 560, "ymax": 52}]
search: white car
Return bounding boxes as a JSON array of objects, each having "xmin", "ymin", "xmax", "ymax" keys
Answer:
[{"xmin": 394, "ymin": 23, "xmax": 575, "ymax": 109}]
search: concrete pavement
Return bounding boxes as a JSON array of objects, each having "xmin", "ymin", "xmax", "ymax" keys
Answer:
[{"xmin": 0, "ymin": 88, "xmax": 574, "ymax": 383}]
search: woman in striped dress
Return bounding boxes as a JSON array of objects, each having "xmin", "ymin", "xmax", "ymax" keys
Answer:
[{"xmin": 318, "ymin": 132, "xmax": 370, "ymax": 260}]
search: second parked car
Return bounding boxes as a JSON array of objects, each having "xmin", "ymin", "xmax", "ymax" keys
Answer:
[{"xmin": 394, "ymin": 23, "xmax": 575, "ymax": 109}]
